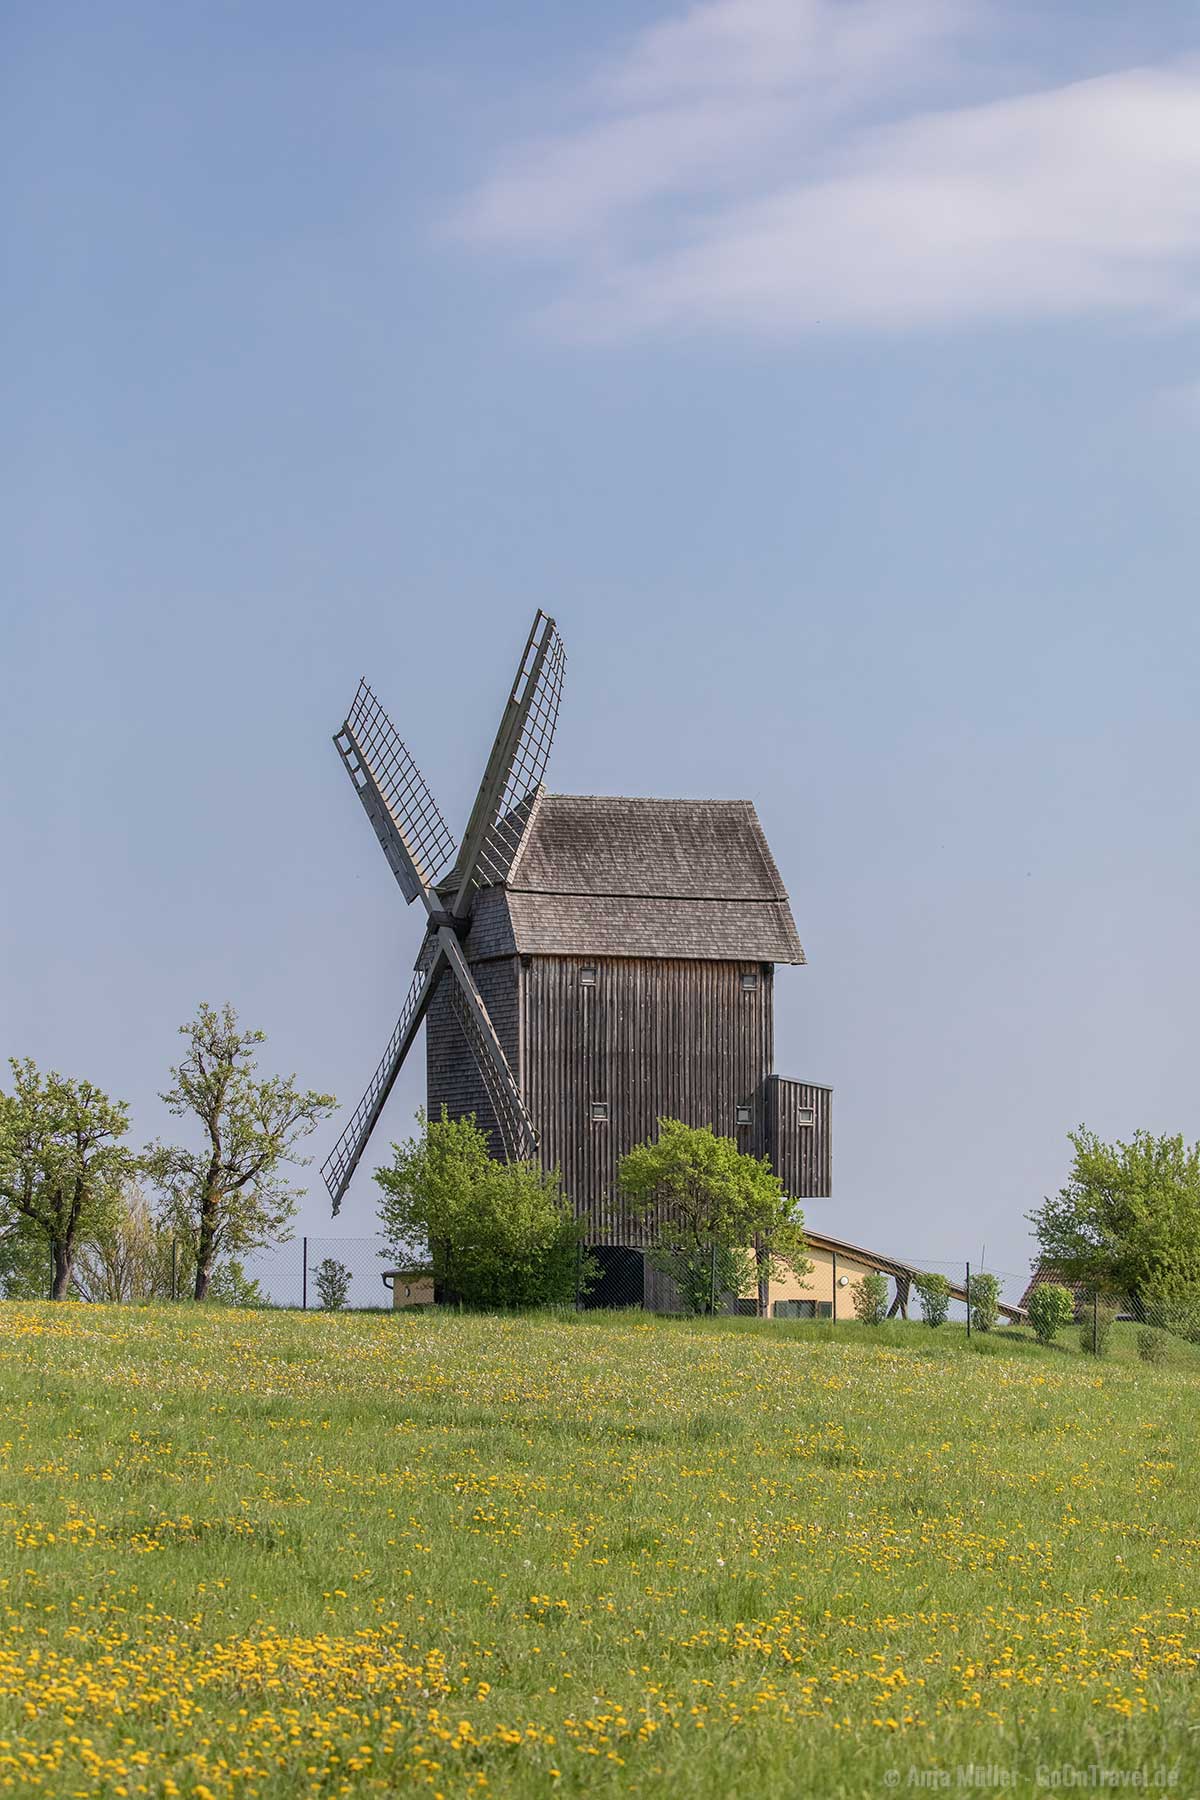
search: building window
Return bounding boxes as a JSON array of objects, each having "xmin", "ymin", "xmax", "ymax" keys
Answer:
[
  {"xmin": 816, "ymin": 1301, "xmax": 832, "ymax": 1319},
  {"xmin": 796, "ymin": 1105, "xmax": 815, "ymax": 1126},
  {"xmin": 735, "ymin": 1104, "xmax": 753, "ymax": 1126},
  {"xmin": 741, "ymin": 971, "xmax": 759, "ymax": 992},
  {"xmin": 579, "ymin": 965, "xmax": 597, "ymax": 986},
  {"xmin": 590, "ymin": 1101, "xmax": 609, "ymax": 1123}
]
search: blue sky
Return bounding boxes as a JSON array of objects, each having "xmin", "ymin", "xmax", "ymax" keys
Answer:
[{"xmin": 4, "ymin": 0, "xmax": 1200, "ymax": 1298}]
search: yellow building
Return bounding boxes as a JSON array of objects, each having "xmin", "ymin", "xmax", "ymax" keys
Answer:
[
  {"xmin": 757, "ymin": 1230, "xmax": 897, "ymax": 1320},
  {"xmin": 751, "ymin": 1231, "xmax": 1025, "ymax": 1323}
]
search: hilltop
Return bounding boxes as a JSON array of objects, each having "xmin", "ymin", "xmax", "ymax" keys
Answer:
[{"xmin": 0, "ymin": 1305, "xmax": 1196, "ymax": 1798}]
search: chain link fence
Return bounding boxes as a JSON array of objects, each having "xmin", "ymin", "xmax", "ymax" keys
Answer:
[
  {"xmin": 32, "ymin": 1228, "xmax": 1200, "ymax": 1347},
  {"xmin": 240, "ymin": 1239, "xmax": 1037, "ymax": 1321}
]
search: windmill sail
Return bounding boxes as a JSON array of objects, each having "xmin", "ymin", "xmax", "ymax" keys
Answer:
[
  {"xmin": 440, "ymin": 934, "xmax": 538, "ymax": 1160},
  {"xmin": 450, "ymin": 611, "xmax": 565, "ymax": 905},
  {"xmin": 335, "ymin": 682, "xmax": 457, "ymax": 905},
  {"xmin": 322, "ymin": 953, "xmax": 443, "ymax": 1213}
]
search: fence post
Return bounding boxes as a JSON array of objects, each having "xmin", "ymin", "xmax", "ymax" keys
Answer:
[
  {"xmin": 832, "ymin": 1251, "xmax": 837, "ymax": 1323},
  {"xmin": 710, "ymin": 1243, "xmax": 717, "ymax": 1316},
  {"xmin": 171, "ymin": 1238, "xmax": 178, "ymax": 1303},
  {"xmin": 1092, "ymin": 1289, "xmax": 1098, "ymax": 1356},
  {"xmin": 302, "ymin": 1237, "xmax": 308, "ymax": 1311},
  {"xmin": 965, "ymin": 1262, "xmax": 971, "ymax": 1340}
]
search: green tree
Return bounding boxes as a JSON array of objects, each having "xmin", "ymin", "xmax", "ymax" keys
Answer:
[
  {"xmin": 914, "ymin": 1271, "xmax": 950, "ymax": 1327},
  {"xmin": 375, "ymin": 1110, "xmax": 590, "ymax": 1311},
  {"xmin": 617, "ymin": 1118, "xmax": 808, "ymax": 1316},
  {"xmin": 1028, "ymin": 1128, "xmax": 1200, "ymax": 1313},
  {"xmin": 0, "ymin": 1059, "xmax": 135, "ymax": 1299},
  {"xmin": 1026, "ymin": 1282, "xmax": 1074, "ymax": 1346},
  {"xmin": 969, "ymin": 1271, "xmax": 1000, "ymax": 1334},
  {"xmin": 145, "ymin": 1004, "xmax": 335, "ymax": 1302},
  {"xmin": 314, "ymin": 1257, "xmax": 351, "ymax": 1311},
  {"xmin": 853, "ymin": 1272, "xmax": 889, "ymax": 1325}
]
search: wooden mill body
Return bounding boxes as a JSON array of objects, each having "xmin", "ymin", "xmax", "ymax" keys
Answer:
[{"xmin": 424, "ymin": 792, "xmax": 831, "ymax": 1248}]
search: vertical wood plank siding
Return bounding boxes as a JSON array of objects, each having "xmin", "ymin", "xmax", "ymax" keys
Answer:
[
  {"xmin": 522, "ymin": 956, "xmax": 774, "ymax": 1246},
  {"xmin": 767, "ymin": 1075, "xmax": 832, "ymax": 1199}
]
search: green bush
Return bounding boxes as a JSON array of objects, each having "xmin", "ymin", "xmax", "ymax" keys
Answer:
[
  {"xmin": 1079, "ymin": 1299, "xmax": 1117, "ymax": 1357},
  {"xmin": 314, "ymin": 1257, "xmax": 351, "ymax": 1311},
  {"xmin": 1027, "ymin": 1282, "xmax": 1075, "ymax": 1345},
  {"xmin": 914, "ymin": 1272, "xmax": 950, "ymax": 1327},
  {"xmin": 205, "ymin": 1258, "xmax": 265, "ymax": 1308},
  {"xmin": 853, "ymin": 1272, "xmax": 889, "ymax": 1326},
  {"xmin": 969, "ymin": 1271, "xmax": 1000, "ymax": 1335},
  {"xmin": 1137, "ymin": 1328, "xmax": 1167, "ymax": 1366},
  {"xmin": 376, "ymin": 1110, "xmax": 593, "ymax": 1312}
]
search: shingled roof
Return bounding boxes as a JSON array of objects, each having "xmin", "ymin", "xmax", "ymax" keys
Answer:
[{"xmin": 498, "ymin": 793, "xmax": 805, "ymax": 963}]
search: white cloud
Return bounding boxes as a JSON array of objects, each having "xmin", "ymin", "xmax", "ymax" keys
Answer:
[{"xmin": 453, "ymin": 0, "xmax": 1200, "ymax": 338}]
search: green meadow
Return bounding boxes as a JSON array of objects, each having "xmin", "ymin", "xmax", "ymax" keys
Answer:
[{"xmin": 0, "ymin": 1305, "xmax": 1196, "ymax": 1799}]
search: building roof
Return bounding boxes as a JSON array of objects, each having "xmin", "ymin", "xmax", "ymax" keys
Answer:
[{"xmin": 499, "ymin": 793, "xmax": 805, "ymax": 964}]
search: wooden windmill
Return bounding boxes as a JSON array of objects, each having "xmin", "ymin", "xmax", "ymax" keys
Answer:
[{"xmin": 324, "ymin": 611, "xmax": 830, "ymax": 1295}]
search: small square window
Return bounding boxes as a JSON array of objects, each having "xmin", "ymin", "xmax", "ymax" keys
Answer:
[
  {"xmin": 590, "ymin": 1101, "xmax": 609, "ymax": 1123},
  {"xmin": 579, "ymin": 965, "xmax": 597, "ymax": 987},
  {"xmin": 735, "ymin": 1104, "xmax": 753, "ymax": 1126},
  {"xmin": 741, "ymin": 971, "xmax": 759, "ymax": 992},
  {"xmin": 796, "ymin": 1105, "xmax": 815, "ymax": 1127}
]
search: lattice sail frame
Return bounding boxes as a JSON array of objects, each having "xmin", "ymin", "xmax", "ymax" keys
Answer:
[
  {"xmin": 470, "ymin": 614, "xmax": 565, "ymax": 891},
  {"xmin": 321, "ymin": 955, "xmax": 443, "ymax": 1212},
  {"xmin": 335, "ymin": 682, "xmax": 458, "ymax": 903}
]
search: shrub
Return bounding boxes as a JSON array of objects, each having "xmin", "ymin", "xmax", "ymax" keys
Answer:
[
  {"xmin": 914, "ymin": 1272, "xmax": 950, "ymax": 1327},
  {"xmin": 1027, "ymin": 1282, "xmax": 1075, "ymax": 1345},
  {"xmin": 853, "ymin": 1272, "xmax": 889, "ymax": 1326},
  {"xmin": 205, "ymin": 1258, "xmax": 264, "ymax": 1307},
  {"xmin": 968, "ymin": 1271, "xmax": 1000, "ymax": 1335},
  {"xmin": 376, "ymin": 1111, "xmax": 593, "ymax": 1312},
  {"xmin": 1079, "ymin": 1298, "xmax": 1117, "ymax": 1357},
  {"xmin": 1137, "ymin": 1328, "xmax": 1167, "ymax": 1366},
  {"xmin": 314, "ymin": 1257, "xmax": 351, "ymax": 1311}
]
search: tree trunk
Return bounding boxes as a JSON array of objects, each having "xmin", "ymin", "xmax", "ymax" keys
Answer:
[
  {"xmin": 193, "ymin": 1194, "xmax": 219, "ymax": 1301},
  {"xmin": 50, "ymin": 1240, "xmax": 73, "ymax": 1301}
]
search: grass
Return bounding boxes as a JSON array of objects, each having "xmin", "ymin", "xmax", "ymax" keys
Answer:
[{"xmin": 0, "ymin": 1306, "xmax": 1197, "ymax": 1799}]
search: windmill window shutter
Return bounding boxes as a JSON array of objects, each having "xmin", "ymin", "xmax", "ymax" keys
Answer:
[
  {"xmin": 736, "ymin": 1104, "xmax": 753, "ymax": 1126},
  {"xmin": 741, "ymin": 971, "xmax": 759, "ymax": 992},
  {"xmin": 591, "ymin": 1101, "xmax": 609, "ymax": 1123},
  {"xmin": 796, "ymin": 1106, "xmax": 815, "ymax": 1126},
  {"xmin": 579, "ymin": 965, "xmax": 597, "ymax": 987}
]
